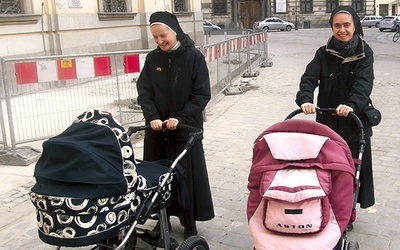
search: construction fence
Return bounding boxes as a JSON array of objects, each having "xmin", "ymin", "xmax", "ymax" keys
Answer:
[{"xmin": 0, "ymin": 31, "xmax": 268, "ymax": 153}]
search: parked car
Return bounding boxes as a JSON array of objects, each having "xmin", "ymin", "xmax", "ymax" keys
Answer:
[
  {"xmin": 378, "ymin": 16, "xmax": 400, "ymax": 31},
  {"xmin": 203, "ymin": 21, "xmax": 222, "ymax": 31},
  {"xmin": 360, "ymin": 15, "xmax": 383, "ymax": 28},
  {"xmin": 253, "ymin": 18, "xmax": 295, "ymax": 32}
]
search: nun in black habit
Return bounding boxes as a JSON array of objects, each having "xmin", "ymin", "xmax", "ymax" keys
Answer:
[
  {"xmin": 136, "ymin": 11, "xmax": 215, "ymax": 239},
  {"xmin": 296, "ymin": 6, "xmax": 377, "ymax": 229}
]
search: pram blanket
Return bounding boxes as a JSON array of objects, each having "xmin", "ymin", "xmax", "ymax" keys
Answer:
[{"xmin": 247, "ymin": 119, "xmax": 355, "ymax": 250}]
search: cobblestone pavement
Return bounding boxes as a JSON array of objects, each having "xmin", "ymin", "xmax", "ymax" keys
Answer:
[{"xmin": 0, "ymin": 28, "xmax": 399, "ymax": 249}]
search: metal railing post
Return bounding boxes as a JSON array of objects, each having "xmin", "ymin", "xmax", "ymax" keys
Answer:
[
  {"xmin": 227, "ymin": 41, "xmax": 232, "ymax": 86},
  {"xmin": 0, "ymin": 58, "xmax": 10, "ymax": 150},
  {"xmin": 260, "ymin": 31, "xmax": 273, "ymax": 68}
]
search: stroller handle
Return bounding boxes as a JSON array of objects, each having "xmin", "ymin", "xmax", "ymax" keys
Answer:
[
  {"xmin": 127, "ymin": 124, "xmax": 203, "ymax": 150},
  {"xmin": 285, "ymin": 108, "xmax": 365, "ymax": 151},
  {"xmin": 286, "ymin": 108, "xmax": 364, "ymax": 130}
]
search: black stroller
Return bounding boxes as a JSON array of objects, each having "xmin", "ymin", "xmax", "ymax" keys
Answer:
[{"xmin": 30, "ymin": 110, "xmax": 209, "ymax": 250}]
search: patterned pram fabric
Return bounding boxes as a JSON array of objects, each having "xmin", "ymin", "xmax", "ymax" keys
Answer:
[{"xmin": 30, "ymin": 110, "xmax": 171, "ymax": 247}]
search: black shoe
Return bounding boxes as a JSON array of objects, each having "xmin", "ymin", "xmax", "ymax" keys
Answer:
[
  {"xmin": 184, "ymin": 225, "xmax": 198, "ymax": 239},
  {"xmin": 347, "ymin": 223, "xmax": 354, "ymax": 232}
]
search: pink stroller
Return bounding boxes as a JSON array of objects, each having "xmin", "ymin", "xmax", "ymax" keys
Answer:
[{"xmin": 247, "ymin": 108, "xmax": 363, "ymax": 250}]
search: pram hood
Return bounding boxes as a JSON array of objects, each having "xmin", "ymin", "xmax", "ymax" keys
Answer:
[
  {"xmin": 251, "ymin": 119, "xmax": 355, "ymax": 175},
  {"xmin": 32, "ymin": 110, "xmax": 137, "ymax": 199},
  {"xmin": 29, "ymin": 110, "xmax": 176, "ymax": 247},
  {"xmin": 247, "ymin": 119, "xmax": 356, "ymax": 241}
]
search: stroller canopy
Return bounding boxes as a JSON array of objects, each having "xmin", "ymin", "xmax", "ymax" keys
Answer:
[
  {"xmin": 32, "ymin": 110, "xmax": 137, "ymax": 199},
  {"xmin": 247, "ymin": 118, "xmax": 356, "ymax": 249}
]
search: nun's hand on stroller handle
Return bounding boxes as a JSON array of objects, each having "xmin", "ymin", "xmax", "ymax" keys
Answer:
[{"xmin": 127, "ymin": 124, "xmax": 203, "ymax": 149}]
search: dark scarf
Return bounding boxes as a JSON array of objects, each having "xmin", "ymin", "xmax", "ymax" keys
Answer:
[{"xmin": 331, "ymin": 35, "xmax": 359, "ymax": 57}]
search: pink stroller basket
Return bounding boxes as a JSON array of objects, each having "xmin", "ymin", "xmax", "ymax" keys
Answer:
[{"xmin": 247, "ymin": 113, "xmax": 358, "ymax": 250}]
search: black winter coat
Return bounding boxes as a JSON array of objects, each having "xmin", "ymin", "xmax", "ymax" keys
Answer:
[
  {"xmin": 137, "ymin": 39, "xmax": 211, "ymax": 139},
  {"xmin": 136, "ymin": 39, "xmax": 214, "ymax": 225},
  {"xmin": 296, "ymin": 35, "xmax": 374, "ymax": 142}
]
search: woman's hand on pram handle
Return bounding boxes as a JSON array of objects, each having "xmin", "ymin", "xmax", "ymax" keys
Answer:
[
  {"xmin": 300, "ymin": 103, "xmax": 316, "ymax": 114},
  {"xmin": 286, "ymin": 108, "xmax": 365, "ymax": 138},
  {"xmin": 336, "ymin": 104, "xmax": 354, "ymax": 117},
  {"xmin": 290, "ymin": 106, "xmax": 357, "ymax": 119}
]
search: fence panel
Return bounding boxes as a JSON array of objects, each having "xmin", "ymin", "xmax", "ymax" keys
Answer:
[{"xmin": 0, "ymin": 32, "xmax": 268, "ymax": 150}]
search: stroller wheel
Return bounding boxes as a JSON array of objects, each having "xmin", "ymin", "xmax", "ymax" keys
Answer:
[
  {"xmin": 178, "ymin": 235, "xmax": 209, "ymax": 250},
  {"xmin": 346, "ymin": 241, "xmax": 359, "ymax": 250}
]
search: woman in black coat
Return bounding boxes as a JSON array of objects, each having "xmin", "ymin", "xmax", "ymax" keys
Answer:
[
  {"xmin": 136, "ymin": 11, "xmax": 214, "ymax": 238},
  {"xmin": 296, "ymin": 6, "xmax": 376, "ymax": 215}
]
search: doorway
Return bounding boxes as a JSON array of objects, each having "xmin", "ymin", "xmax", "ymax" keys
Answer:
[{"xmin": 239, "ymin": 0, "xmax": 263, "ymax": 29}]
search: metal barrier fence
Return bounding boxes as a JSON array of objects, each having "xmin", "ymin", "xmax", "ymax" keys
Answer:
[{"xmin": 0, "ymin": 31, "xmax": 268, "ymax": 151}]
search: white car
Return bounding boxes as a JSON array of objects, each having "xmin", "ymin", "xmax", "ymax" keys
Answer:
[
  {"xmin": 379, "ymin": 16, "xmax": 400, "ymax": 31},
  {"xmin": 253, "ymin": 18, "xmax": 295, "ymax": 32},
  {"xmin": 203, "ymin": 21, "xmax": 222, "ymax": 31},
  {"xmin": 360, "ymin": 15, "xmax": 383, "ymax": 28}
]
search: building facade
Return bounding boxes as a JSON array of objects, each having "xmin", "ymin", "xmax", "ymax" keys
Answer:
[
  {"xmin": 377, "ymin": 0, "xmax": 399, "ymax": 16},
  {"xmin": 202, "ymin": 0, "xmax": 399, "ymax": 29},
  {"xmin": 0, "ymin": 0, "xmax": 205, "ymax": 58}
]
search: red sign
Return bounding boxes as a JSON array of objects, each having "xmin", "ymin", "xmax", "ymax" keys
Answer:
[
  {"xmin": 123, "ymin": 54, "xmax": 140, "ymax": 73},
  {"xmin": 15, "ymin": 62, "xmax": 38, "ymax": 84},
  {"xmin": 94, "ymin": 56, "xmax": 112, "ymax": 76},
  {"xmin": 57, "ymin": 59, "xmax": 77, "ymax": 80}
]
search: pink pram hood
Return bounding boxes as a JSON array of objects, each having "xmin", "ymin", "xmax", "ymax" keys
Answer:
[{"xmin": 247, "ymin": 119, "xmax": 355, "ymax": 249}]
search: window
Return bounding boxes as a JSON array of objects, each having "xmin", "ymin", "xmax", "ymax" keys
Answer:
[
  {"xmin": 97, "ymin": 0, "xmax": 136, "ymax": 21},
  {"xmin": 300, "ymin": 0, "xmax": 313, "ymax": 13},
  {"xmin": 213, "ymin": 0, "xmax": 227, "ymax": 15},
  {"xmin": 101, "ymin": 0, "xmax": 127, "ymax": 12},
  {"xmin": 275, "ymin": 0, "xmax": 287, "ymax": 13},
  {"xmin": 0, "ymin": 0, "xmax": 21, "ymax": 14},
  {"xmin": 352, "ymin": 0, "xmax": 363, "ymax": 12},
  {"xmin": 173, "ymin": 0, "xmax": 188, "ymax": 12},
  {"xmin": 326, "ymin": 0, "xmax": 338, "ymax": 13},
  {"xmin": 0, "ymin": 0, "xmax": 41, "ymax": 25}
]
